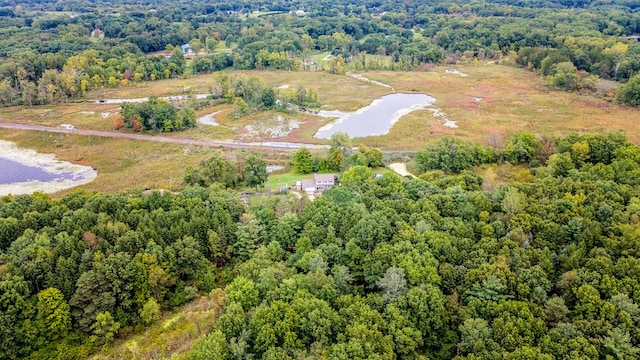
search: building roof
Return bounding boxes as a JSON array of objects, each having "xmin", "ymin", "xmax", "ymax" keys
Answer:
[
  {"xmin": 301, "ymin": 179, "xmax": 316, "ymax": 189},
  {"xmin": 314, "ymin": 173, "xmax": 334, "ymax": 182}
]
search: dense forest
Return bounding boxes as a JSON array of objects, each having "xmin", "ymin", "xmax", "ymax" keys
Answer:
[
  {"xmin": 1, "ymin": 0, "xmax": 640, "ymax": 105},
  {"xmin": 3, "ymin": 132, "xmax": 640, "ymax": 358}
]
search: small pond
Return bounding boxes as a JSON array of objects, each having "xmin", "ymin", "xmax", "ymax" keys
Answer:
[
  {"xmin": 0, "ymin": 140, "xmax": 98, "ymax": 196},
  {"xmin": 0, "ymin": 158, "xmax": 76, "ymax": 184},
  {"xmin": 313, "ymin": 93, "xmax": 435, "ymax": 139}
]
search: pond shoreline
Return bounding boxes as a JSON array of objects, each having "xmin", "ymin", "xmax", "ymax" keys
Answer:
[
  {"xmin": 0, "ymin": 140, "xmax": 97, "ymax": 196},
  {"xmin": 313, "ymin": 93, "xmax": 435, "ymax": 139}
]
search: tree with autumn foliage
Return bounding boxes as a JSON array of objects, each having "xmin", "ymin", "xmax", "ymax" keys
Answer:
[
  {"xmin": 131, "ymin": 115, "xmax": 142, "ymax": 132},
  {"xmin": 113, "ymin": 116, "xmax": 124, "ymax": 130}
]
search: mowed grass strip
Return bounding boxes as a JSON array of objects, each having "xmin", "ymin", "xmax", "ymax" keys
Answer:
[{"xmin": 266, "ymin": 169, "xmax": 313, "ymax": 191}]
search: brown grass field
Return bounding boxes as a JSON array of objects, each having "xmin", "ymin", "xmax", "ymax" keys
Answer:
[
  {"xmin": 1, "ymin": 63, "xmax": 639, "ymax": 193},
  {"xmin": 91, "ymin": 291, "xmax": 225, "ymax": 360},
  {"xmin": 0, "ymin": 129, "xmax": 287, "ymax": 194},
  {"xmin": 357, "ymin": 65, "xmax": 638, "ymax": 149},
  {"xmin": 1, "ymin": 64, "xmax": 638, "ymax": 151},
  {"xmin": 0, "ymin": 129, "xmax": 206, "ymax": 193}
]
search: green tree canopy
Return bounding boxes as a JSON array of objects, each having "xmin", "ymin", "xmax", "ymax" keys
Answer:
[
  {"xmin": 294, "ymin": 148, "xmax": 314, "ymax": 174},
  {"xmin": 617, "ymin": 73, "xmax": 640, "ymax": 106},
  {"xmin": 243, "ymin": 155, "xmax": 268, "ymax": 190}
]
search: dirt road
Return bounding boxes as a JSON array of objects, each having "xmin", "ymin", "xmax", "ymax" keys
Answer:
[{"xmin": 0, "ymin": 123, "xmax": 327, "ymax": 152}]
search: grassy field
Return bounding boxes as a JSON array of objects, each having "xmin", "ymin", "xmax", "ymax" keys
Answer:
[
  {"xmin": 0, "ymin": 70, "xmax": 388, "ymax": 143},
  {"xmin": 266, "ymin": 169, "xmax": 314, "ymax": 190},
  {"xmin": 4, "ymin": 64, "xmax": 637, "ymax": 152},
  {"xmin": 357, "ymin": 65, "xmax": 639, "ymax": 149},
  {"xmin": 0, "ymin": 129, "xmax": 286, "ymax": 195},
  {"xmin": 2, "ymin": 64, "xmax": 640, "ymax": 195},
  {"xmin": 0, "ymin": 129, "xmax": 206, "ymax": 193},
  {"xmin": 79, "ymin": 70, "xmax": 389, "ymax": 111},
  {"xmin": 91, "ymin": 292, "xmax": 224, "ymax": 360}
]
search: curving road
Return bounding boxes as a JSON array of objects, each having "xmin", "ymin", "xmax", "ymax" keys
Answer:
[{"xmin": 0, "ymin": 123, "xmax": 329, "ymax": 152}]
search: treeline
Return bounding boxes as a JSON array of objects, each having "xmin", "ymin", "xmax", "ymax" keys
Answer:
[
  {"xmin": 416, "ymin": 132, "xmax": 551, "ymax": 173},
  {"xmin": 416, "ymin": 131, "xmax": 637, "ymax": 183},
  {"xmin": 183, "ymin": 153, "xmax": 268, "ymax": 190},
  {"xmin": 293, "ymin": 134, "xmax": 383, "ymax": 174},
  {"xmin": 208, "ymin": 73, "xmax": 319, "ymax": 118},
  {"xmin": 0, "ymin": 48, "xmax": 186, "ymax": 106},
  {"xmin": 517, "ymin": 41, "xmax": 638, "ymax": 86}
]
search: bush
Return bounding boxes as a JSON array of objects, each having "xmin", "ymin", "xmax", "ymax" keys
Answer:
[
  {"xmin": 617, "ymin": 74, "xmax": 640, "ymax": 106},
  {"xmin": 416, "ymin": 137, "xmax": 483, "ymax": 173}
]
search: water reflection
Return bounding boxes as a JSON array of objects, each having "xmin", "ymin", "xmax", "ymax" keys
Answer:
[
  {"xmin": 0, "ymin": 158, "xmax": 76, "ymax": 184},
  {"xmin": 314, "ymin": 93, "xmax": 435, "ymax": 139}
]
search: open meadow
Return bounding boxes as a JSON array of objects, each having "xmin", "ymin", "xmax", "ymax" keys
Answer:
[
  {"xmin": 1, "ymin": 63, "xmax": 639, "ymax": 194},
  {"xmin": 0, "ymin": 129, "xmax": 208, "ymax": 193},
  {"xmin": 359, "ymin": 65, "xmax": 639, "ymax": 149},
  {"xmin": 0, "ymin": 129, "xmax": 288, "ymax": 194},
  {"xmin": 1, "ymin": 63, "xmax": 638, "ymax": 151}
]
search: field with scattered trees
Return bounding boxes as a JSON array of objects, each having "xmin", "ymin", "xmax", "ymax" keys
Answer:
[{"xmin": 2, "ymin": 0, "xmax": 640, "ymax": 359}]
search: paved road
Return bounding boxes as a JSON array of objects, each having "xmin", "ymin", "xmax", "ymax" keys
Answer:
[{"xmin": 0, "ymin": 123, "xmax": 328, "ymax": 152}]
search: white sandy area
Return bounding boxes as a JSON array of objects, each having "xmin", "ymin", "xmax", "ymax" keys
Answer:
[
  {"xmin": 443, "ymin": 120, "xmax": 458, "ymax": 128},
  {"xmin": 388, "ymin": 163, "xmax": 416, "ymax": 178},
  {"xmin": 315, "ymin": 109, "xmax": 348, "ymax": 118},
  {"xmin": 277, "ymin": 84, "xmax": 290, "ymax": 89},
  {"xmin": 0, "ymin": 140, "xmax": 97, "ymax": 196},
  {"xmin": 346, "ymin": 72, "xmax": 396, "ymax": 92},
  {"xmin": 197, "ymin": 111, "xmax": 221, "ymax": 126},
  {"xmin": 266, "ymin": 165, "xmax": 285, "ymax": 173},
  {"xmin": 425, "ymin": 107, "xmax": 458, "ymax": 128},
  {"xmin": 445, "ymin": 69, "xmax": 468, "ymax": 77},
  {"xmin": 93, "ymin": 93, "xmax": 212, "ymax": 104}
]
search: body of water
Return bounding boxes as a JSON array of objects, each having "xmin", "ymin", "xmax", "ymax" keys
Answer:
[
  {"xmin": 0, "ymin": 158, "xmax": 76, "ymax": 184},
  {"xmin": 313, "ymin": 93, "xmax": 435, "ymax": 139},
  {"xmin": 0, "ymin": 140, "xmax": 98, "ymax": 196}
]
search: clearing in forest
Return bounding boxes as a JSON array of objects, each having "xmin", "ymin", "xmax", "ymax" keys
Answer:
[{"xmin": 1, "ymin": 64, "xmax": 636, "ymax": 151}]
